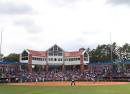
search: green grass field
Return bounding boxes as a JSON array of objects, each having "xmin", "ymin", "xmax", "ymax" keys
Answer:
[{"xmin": 0, "ymin": 84, "xmax": 130, "ymax": 94}]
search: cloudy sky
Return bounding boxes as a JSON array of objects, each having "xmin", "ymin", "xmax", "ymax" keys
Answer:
[{"xmin": 0, "ymin": 0, "xmax": 130, "ymax": 55}]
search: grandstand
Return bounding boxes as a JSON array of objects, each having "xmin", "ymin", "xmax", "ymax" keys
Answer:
[
  {"xmin": 19, "ymin": 44, "xmax": 89, "ymax": 72},
  {"xmin": 0, "ymin": 44, "xmax": 130, "ymax": 83}
]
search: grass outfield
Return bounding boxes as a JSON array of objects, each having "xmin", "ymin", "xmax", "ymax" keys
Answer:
[{"xmin": 0, "ymin": 84, "xmax": 130, "ymax": 94}]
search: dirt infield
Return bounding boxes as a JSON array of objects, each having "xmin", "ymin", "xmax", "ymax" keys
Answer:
[{"xmin": 8, "ymin": 81, "xmax": 129, "ymax": 86}]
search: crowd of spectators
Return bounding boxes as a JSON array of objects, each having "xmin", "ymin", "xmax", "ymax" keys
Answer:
[
  {"xmin": 1, "ymin": 67, "xmax": 130, "ymax": 83},
  {"xmin": 0, "ymin": 69, "xmax": 98, "ymax": 82},
  {"xmin": 16, "ymin": 70, "xmax": 98, "ymax": 82}
]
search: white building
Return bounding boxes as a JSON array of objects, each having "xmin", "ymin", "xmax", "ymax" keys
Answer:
[{"xmin": 20, "ymin": 44, "xmax": 89, "ymax": 72}]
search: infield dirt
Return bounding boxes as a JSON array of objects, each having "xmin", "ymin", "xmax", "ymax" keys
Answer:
[{"xmin": 8, "ymin": 81, "xmax": 129, "ymax": 86}]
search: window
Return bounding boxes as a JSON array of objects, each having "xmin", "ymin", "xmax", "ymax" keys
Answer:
[
  {"xmin": 58, "ymin": 58, "xmax": 62, "ymax": 61},
  {"xmin": 40, "ymin": 58, "xmax": 42, "ymax": 61},
  {"xmin": 22, "ymin": 51, "xmax": 28, "ymax": 57},
  {"xmin": 84, "ymin": 58, "xmax": 88, "ymax": 61},
  {"xmin": 32, "ymin": 57, "xmax": 35, "ymax": 60},
  {"xmin": 84, "ymin": 52, "xmax": 88, "ymax": 57},
  {"xmin": 54, "ymin": 53, "xmax": 57, "ymax": 56},
  {"xmin": 64, "ymin": 58, "xmax": 67, "ymax": 61},
  {"xmin": 54, "ymin": 45, "xmax": 57, "ymax": 51},
  {"xmin": 54, "ymin": 58, "xmax": 57, "ymax": 61},
  {"xmin": 21, "ymin": 51, "xmax": 28, "ymax": 60},
  {"xmin": 58, "ymin": 53, "xmax": 62, "ymax": 56},
  {"xmin": 49, "ymin": 53, "xmax": 53, "ymax": 56},
  {"xmin": 22, "ymin": 57, "xmax": 28, "ymax": 60}
]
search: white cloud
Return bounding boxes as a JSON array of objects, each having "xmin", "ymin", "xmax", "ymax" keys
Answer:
[
  {"xmin": 1, "ymin": 0, "xmax": 130, "ymax": 55},
  {"xmin": 14, "ymin": 19, "xmax": 42, "ymax": 33},
  {"xmin": 0, "ymin": 1, "xmax": 33, "ymax": 14},
  {"xmin": 107, "ymin": 0, "xmax": 130, "ymax": 6}
]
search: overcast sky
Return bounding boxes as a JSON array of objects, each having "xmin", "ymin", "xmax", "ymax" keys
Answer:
[{"xmin": 0, "ymin": 0, "xmax": 130, "ymax": 55}]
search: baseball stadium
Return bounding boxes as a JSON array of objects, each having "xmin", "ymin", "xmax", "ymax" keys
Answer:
[
  {"xmin": 0, "ymin": 44, "xmax": 130, "ymax": 94},
  {"xmin": 1, "ymin": 0, "xmax": 130, "ymax": 93}
]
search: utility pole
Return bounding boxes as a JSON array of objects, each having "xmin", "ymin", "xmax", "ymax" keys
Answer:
[
  {"xmin": 110, "ymin": 32, "xmax": 113, "ymax": 62},
  {"xmin": 0, "ymin": 27, "xmax": 3, "ymax": 61}
]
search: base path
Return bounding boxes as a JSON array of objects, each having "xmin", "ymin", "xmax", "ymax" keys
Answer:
[{"xmin": 8, "ymin": 81, "xmax": 129, "ymax": 86}]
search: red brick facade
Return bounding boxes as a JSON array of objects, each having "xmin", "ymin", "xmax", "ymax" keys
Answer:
[
  {"xmin": 80, "ymin": 55, "xmax": 84, "ymax": 71},
  {"xmin": 28, "ymin": 54, "xmax": 32, "ymax": 73}
]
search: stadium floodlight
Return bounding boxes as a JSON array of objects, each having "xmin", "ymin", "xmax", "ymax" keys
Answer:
[
  {"xmin": 0, "ymin": 27, "xmax": 3, "ymax": 62},
  {"xmin": 110, "ymin": 32, "xmax": 113, "ymax": 62}
]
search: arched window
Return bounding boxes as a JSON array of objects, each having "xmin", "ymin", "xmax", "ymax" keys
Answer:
[
  {"xmin": 84, "ymin": 52, "xmax": 88, "ymax": 61},
  {"xmin": 48, "ymin": 44, "xmax": 63, "ymax": 56},
  {"xmin": 21, "ymin": 51, "xmax": 28, "ymax": 60}
]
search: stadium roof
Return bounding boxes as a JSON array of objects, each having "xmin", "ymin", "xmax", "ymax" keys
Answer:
[
  {"xmin": 0, "ymin": 61, "xmax": 18, "ymax": 64},
  {"xmin": 89, "ymin": 61, "xmax": 113, "ymax": 65},
  {"xmin": 64, "ymin": 51, "xmax": 82, "ymax": 57},
  {"xmin": 28, "ymin": 50, "xmax": 47, "ymax": 57},
  {"xmin": 89, "ymin": 60, "xmax": 130, "ymax": 65},
  {"xmin": 27, "ymin": 49, "xmax": 84, "ymax": 57}
]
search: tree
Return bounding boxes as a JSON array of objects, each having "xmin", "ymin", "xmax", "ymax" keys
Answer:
[
  {"xmin": 3, "ymin": 53, "xmax": 19, "ymax": 62},
  {"xmin": 122, "ymin": 43, "xmax": 130, "ymax": 52},
  {"xmin": 89, "ymin": 42, "xmax": 118, "ymax": 62}
]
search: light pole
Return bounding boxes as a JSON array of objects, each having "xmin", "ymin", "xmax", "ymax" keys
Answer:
[
  {"xmin": 110, "ymin": 32, "xmax": 113, "ymax": 62},
  {"xmin": 0, "ymin": 27, "xmax": 3, "ymax": 62}
]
